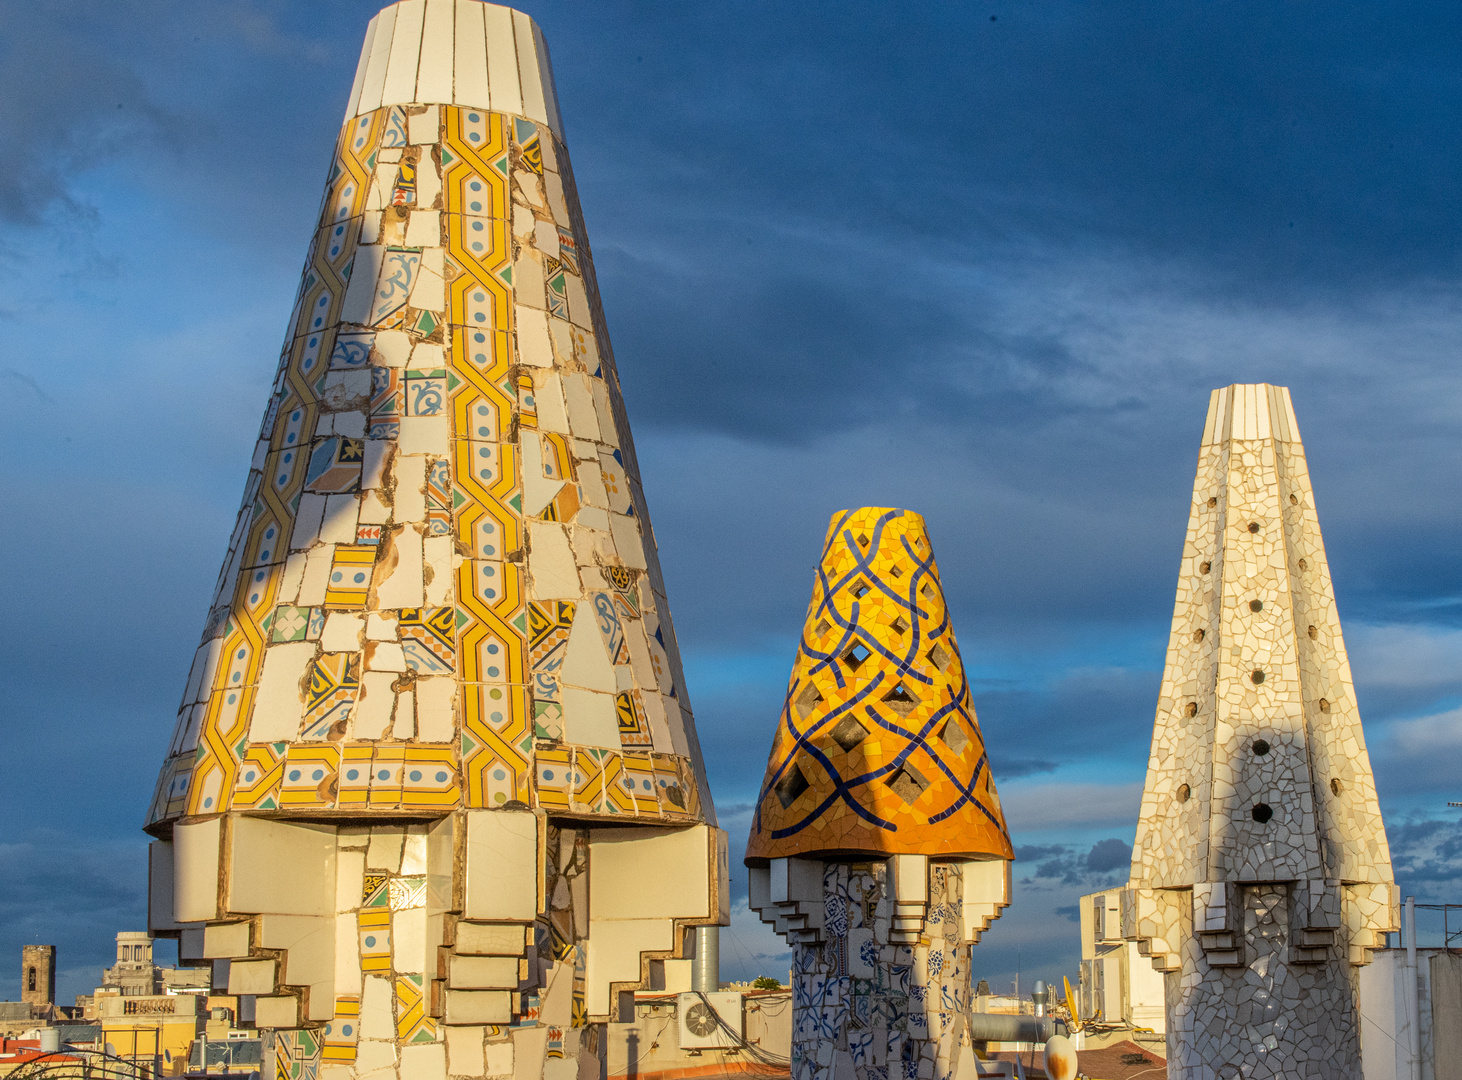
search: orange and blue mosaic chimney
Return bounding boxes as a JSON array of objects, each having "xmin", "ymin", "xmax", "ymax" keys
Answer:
[
  {"xmin": 141, "ymin": 3, "xmax": 729, "ymax": 1073},
  {"xmin": 745, "ymin": 508, "xmax": 1013, "ymax": 1079},
  {"xmin": 745, "ymin": 507, "xmax": 1013, "ymax": 864}
]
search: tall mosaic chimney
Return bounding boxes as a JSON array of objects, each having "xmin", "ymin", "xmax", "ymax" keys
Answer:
[
  {"xmin": 143, "ymin": 5, "xmax": 728, "ymax": 1079},
  {"xmin": 746, "ymin": 507, "xmax": 1013, "ymax": 1080},
  {"xmin": 1124, "ymin": 384, "xmax": 1397, "ymax": 1078}
]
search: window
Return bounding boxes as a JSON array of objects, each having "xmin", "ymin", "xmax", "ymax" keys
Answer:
[{"xmin": 27, "ymin": 967, "xmax": 36, "ymax": 992}]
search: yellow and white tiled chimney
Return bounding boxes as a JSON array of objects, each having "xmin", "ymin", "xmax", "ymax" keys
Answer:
[{"xmin": 143, "ymin": 5, "xmax": 728, "ymax": 1078}]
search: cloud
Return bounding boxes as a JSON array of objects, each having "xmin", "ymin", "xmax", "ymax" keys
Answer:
[
  {"xmin": 1085, "ymin": 838, "xmax": 1133, "ymax": 874},
  {"xmin": 0, "ymin": 1, "xmax": 177, "ymax": 227},
  {"xmin": 999, "ymin": 781, "xmax": 1144, "ymax": 833},
  {"xmin": 1372, "ymin": 707, "xmax": 1462, "ymax": 795},
  {"xmin": 1349, "ymin": 623, "xmax": 1462, "ymax": 698},
  {"xmin": 0, "ymin": 831, "xmax": 153, "ymax": 1005}
]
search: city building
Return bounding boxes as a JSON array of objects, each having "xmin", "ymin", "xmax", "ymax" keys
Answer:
[
  {"xmin": 83, "ymin": 934, "xmax": 210, "ymax": 1020},
  {"xmin": 20, "ymin": 948, "xmax": 54, "ymax": 1010},
  {"xmin": 1076, "ymin": 890, "xmax": 1164, "ymax": 1035}
]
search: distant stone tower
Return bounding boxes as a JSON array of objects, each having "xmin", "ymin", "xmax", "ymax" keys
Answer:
[
  {"xmin": 142, "ymin": 5, "xmax": 727, "ymax": 1079},
  {"xmin": 746, "ymin": 508, "xmax": 1012, "ymax": 1080},
  {"xmin": 22, "ymin": 946, "xmax": 55, "ymax": 1007},
  {"xmin": 1124, "ymin": 384, "xmax": 1398, "ymax": 1079}
]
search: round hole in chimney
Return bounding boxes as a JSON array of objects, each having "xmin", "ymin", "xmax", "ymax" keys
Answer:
[
  {"xmin": 1207, "ymin": 497, "xmax": 1218, "ymax": 508},
  {"xmin": 1330, "ymin": 778, "xmax": 1343, "ymax": 796},
  {"xmin": 1192, "ymin": 629, "xmax": 1206, "ymax": 643},
  {"xmin": 1289, "ymin": 494, "xmax": 1299, "ymax": 505},
  {"xmin": 1200, "ymin": 561, "xmax": 1212, "ymax": 574},
  {"xmin": 1298, "ymin": 558, "xmax": 1308, "ymax": 571},
  {"xmin": 1307, "ymin": 625, "xmax": 1318, "ymax": 640},
  {"xmin": 1248, "ymin": 522, "xmax": 1261, "ymax": 534},
  {"xmin": 1251, "ymin": 803, "xmax": 1274, "ymax": 823},
  {"xmin": 1185, "ymin": 702, "xmax": 1198, "ymax": 718},
  {"xmin": 1318, "ymin": 698, "xmax": 1330, "ymax": 713},
  {"xmin": 1251, "ymin": 669, "xmax": 1266, "ymax": 685},
  {"xmin": 1250, "ymin": 600, "xmax": 1264, "ymax": 612},
  {"xmin": 1252, "ymin": 739, "xmax": 1271, "ymax": 756},
  {"xmin": 1176, "ymin": 784, "xmax": 1191, "ymax": 803}
]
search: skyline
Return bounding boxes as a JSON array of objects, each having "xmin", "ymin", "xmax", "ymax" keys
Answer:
[{"xmin": 2, "ymin": 0, "xmax": 1462, "ymax": 1005}]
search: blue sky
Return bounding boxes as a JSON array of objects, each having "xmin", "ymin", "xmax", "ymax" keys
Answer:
[{"xmin": 2, "ymin": 0, "xmax": 1462, "ymax": 1004}]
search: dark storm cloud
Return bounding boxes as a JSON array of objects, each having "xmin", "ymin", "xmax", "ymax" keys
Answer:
[
  {"xmin": 1012, "ymin": 838, "xmax": 1133, "ymax": 888},
  {"xmin": 0, "ymin": 832, "xmax": 152, "ymax": 1004}
]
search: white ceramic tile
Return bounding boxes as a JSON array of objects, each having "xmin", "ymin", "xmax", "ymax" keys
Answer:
[
  {"xmin": 278, "ymin": 552, "xmax": 308, "ymax": 604},
  {"xmin": 341, "ymin": 245, "xmax": 383, "ymax": 325},
  {"xmin": 376, "ymin": 529, "xmax": 425, "ymax": 609},
  {"xmin": 362, "ymin": 440, "xmax": 391, "ymax": 490},
  {"xmin": 610, "ymin": 514, "xmax": 648, "ymax": 571},
  {"xmin": 334, "ymin": 410, "xmax": 367, "ymax": 439},
  {"xmin": 409, "ymin": 247, "xmax": 445, "ymax": 312},
  {"xmin": 543, "ymin": 170, "xmax": 570, "ymax": 227},
  {"xmin": 424, "ymin": 536, "xmax": 455, "ymax": 606},
  {"xmin": 400, "ymin": 1042, "xmax": 445, "ymax": 1080},
  {"xmin": 531, "ymin": 372, "xmax": 570, "ymax": 434},
  {"xmin": 559, "ymin": 602, "xmax": 614, "ymax": 695},
  {"xmin": 366, "ymin": 612, "xmax": 399, "ymax": 641},
  {"xmin": 561, "ymin": 374, "xmax": 601, "ymax": 441},
  {"xmin": 356, "ymin": 5, "xmax": 397, "ymax": 116},
  {"xmin": 359, "ymin": 488, "xmax": 392, "ymax": 525},
  {"xmin": 513, "ymin": 10, "xmax": 547, "ymax": 125},
  {"xmin": 453, "ymin": 0, "xmax": 490, "ymax": 108},
  {"xmin": 382, "ymin": 0, "xmax": 427, "ymax": 107},
  {"xmin": 463, "ymin": 811, "xmax": 537, "ymax": 921},
  {"xmin": 321, "ymin": 612, "xmax": 364, "ymax": 652},
  {"xmin": 405, "ymin": 209, "xmax": 441, "ymax": 247},
  {"xmin": 483, "ymin": 1039, "xmax": 513, "ymax": 1075},
  {"xmin": 445, "ymin": 1025, "xmax": 485, "ymax": 1078},
  {"xmin": 292, "ymin": 493, "xmax": 328, "ymax": 550},
  {"xmin": 248, "ymin": 642, "xmax": 314, "ymax": 742},
  {"xmin": 517, "ymin": 435, "xmax": 562, "ymax": 518},
  {"xmin": 512, "ymin": 203, "xmax": 534, "ymax": 238},
  {"xmin": 531, "ymin": 22, "xmax": 563, "ymax": 138},
  {"xmin": 392, "ymin": 454, "xmax": 428, "ymax": 522},
  {"xmin": 415, "ymin": 0, "xmax": 454, "ymax": 105},
  {"xmin": 345, "ymin": 13, "xmax": 378, "ymax": 120},
  {"xmin": 320, "ymin": 493, "xmax": 361, "ymax": 544},
  {"xmin": 514, "ymin": 305, "xmax": 552, "ymax": 367},
  {"xmin": 526, "ymin": 520, "xmax": 579, "ymax": 599},
  {"xmin": 399, "ymin": 415, "xmax": 450, "ymax": 456},
  {"xmin": 334, "ymin": 912, "xmax": 361, "ymax": 997},
  {"xmin": 514, "ymin": 171, "xmax": 543, "ymax": 208},
  {"xmin": 374, "ymin": 329, "xmax": 413, "ymax": 367},
  {"xmin": 409, "ymin": 341, "xmax": 445, "ymax": 369},
  {"xmin": 297, "ymin": 544, "xmax": 337, "ymax": 606},
  {"xmin": 392, "ymin": 688, "xmax": 416, "ymax": 738},
  {"xmin": 352, "ymin": 672, "xmax": 397, "ymax": 739},
  {"xmin": 415, "ymin": 676, "xmax": 456, "ymax": 742},
  {"xmin": 367, "ymin": 827, "xmax": 405, "ymax": 873},
  {"xmin": 416, "ymin": 156, "xmax": 442, "ymax": 209},
  {"xmin": 483, "ymin": 3, "xmax": 520, "ymax": 116},
  {"xmin": 532, "ymin": 218, "xmax": 560, "ymax": 258}
]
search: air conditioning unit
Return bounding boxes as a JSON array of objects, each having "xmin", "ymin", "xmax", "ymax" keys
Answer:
[{"xmin": 677, "ymin": 992, "xmax": 742, "ymax": 1050}]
